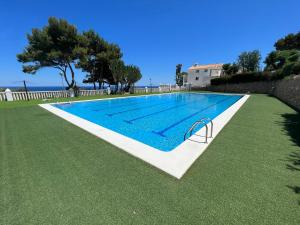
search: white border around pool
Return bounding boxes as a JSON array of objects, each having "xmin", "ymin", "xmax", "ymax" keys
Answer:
[{"xmin": 39, "ymin": 93, "xmax": 250, "ymax": 179}]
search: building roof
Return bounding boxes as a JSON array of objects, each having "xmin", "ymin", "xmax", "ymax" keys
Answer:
[{"xmin": 188, "ymin": 63, "xmax": 223, "ymax": 71}]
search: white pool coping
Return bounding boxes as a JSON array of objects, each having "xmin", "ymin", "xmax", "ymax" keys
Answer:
[{"xmin": 39, "ymin": 93, "xmax": 250, "ymax": 179}]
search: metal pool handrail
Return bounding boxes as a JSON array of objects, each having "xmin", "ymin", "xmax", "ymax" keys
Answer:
[
  {"xmin": 184, "ymin": 120, "xmax": 208, "ymax": 143},
  {"xmin": 183, "ymin": 117, "xmax": 214, "ymax": 143},
  {"xmin": 199, "ymin": 117, "xmax": 213, "ymax": 138}
]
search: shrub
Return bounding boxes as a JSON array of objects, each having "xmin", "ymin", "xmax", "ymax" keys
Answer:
[
  {"xmin": 292, "ymin": 61, "xmax": 300, "ymax": 74},
  {"xmin": 210, "ymin": 71, "xmax": 273, "ymax": 85},
  {"xmin": 273, "ymin": 61, "xmax": 300, "ymax": 79}
]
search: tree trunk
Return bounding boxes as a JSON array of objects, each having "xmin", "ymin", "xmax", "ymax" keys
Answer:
[
  {"xmin": 120, "ymin": 83, "xmax": 123, "ymax": 93},
  {"xmin": 93, "ymin": 82, "xmax": 96, "ymax": 90},
  {"xmin": 63, "ymin": 72, "xmax": 71, "ymax": 88},
  {"xmin": 115, "ymin": 83, "xmax": 119, "ymax": 92},
  {"xmin": 67, "ymin": 62, "xmax": 76, "ymax": 88}
]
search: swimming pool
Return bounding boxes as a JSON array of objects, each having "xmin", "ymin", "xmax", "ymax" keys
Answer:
[
  {"xmin": 40, "ymin": 92, "xmax": 249, "ymax": 178},
  {"xmin": 53, "ymin": 93, "xmax": 241, "ymax": 151}
]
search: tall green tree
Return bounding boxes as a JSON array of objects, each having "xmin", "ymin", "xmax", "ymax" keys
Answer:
[
  {"xmin": 78, "ymin": 30, "xmax": 107, "ymax": 89},
  {"xmin": 17, "ymin": 17, "xmax": 86, "ymax": 89},
  {"xmin": 124, "ymin": 65, "xmax": 142, "ymax": 91},
  {"xmin": 264, "ymin": 50, "xmax": 300, "ymax": 71},
  {"xmin": 222, "ymin": 63, "xmax": 239, "ymax": 75},
  {"xmin": 77, "ymin": 30, "xmax": 122, "ymax": 89},
  {"xmin": 275, "ymin": 32, "xmax": 300, "ymax": 51},
  {"xmin": 100, "ymin": 43, "xmax": 123, "ymax": 85},
  {"xmin": 109, "ymin": 59, "xmax": 126, "ymax": 92},
  {"xmin": 175, "ymin": 64, "xmax": 183, "ymax": 86},
  {"xmin": 237, "ymin": 50, "xmax": 261, "ymax": 72},
  {"xmin": 264, "ymin": 32, "xmax": 300, "ymax": 77}
]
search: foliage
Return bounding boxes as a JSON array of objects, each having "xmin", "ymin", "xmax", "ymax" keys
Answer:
[
  {"xmin": 17, "ymin": 17, "xmax": 86, "ymax": 89},
  {"xmin": 77, "ymin": 30, "xmax": 122, "ymax": 89},
  {"xmin": 83, "ymin": 75, "xmax": 97, "ymax": 90},
  {"xmin": 237, "ymin": 50, "xmax": 261, "ymax": 72},
  {"xmin": 264, "ymin": 50, "xmax": 300, "ymax": 71},
  {"xmin": 175, "ymin": 64, "xmax": 183, "ymax": 86},
  {"xmin": 175, "ymin": 64, "xmax": 182, "ymax": 75},
  {"xmin": 277, "ymin": 61, "xmax": 300, "ymax": 79},
  {"xmin": 222, "ymin": 63, "xmax": 239, "ymax": 76},
  {"xmin": 17, "ymin": 17, "xmax": 142, "ymax": 92},
  {"xmin": 124, "ymin": 65, "xmax": 142, "ymax": 92},
  {"xmin": 175, "ymin": 64, "xmax": 187, "ymax": 87},
  {"xmin": 222, "ymin": 50, "xmax": 261, "ymax": 79},
  {"xmin": 275, "ymin": 31, "xmax": 300, "ymax": 51},
  {"xmin": 213, "ymin": 58, "xmax": 300, "ymax": 86},
  {"xmin": 263, "ymin": 31, "xmax": 300, "ymax": 79},
  {"xmin": 109, "ymin": 59, "xmax": 126, "ymax": 91},
  {"xmin": 176, "ymin": 73, "xmax": 183, "ymax": 86},
  {"xmin": 211, "ymin": 71, "xmax": 274, "ymax": 85}
]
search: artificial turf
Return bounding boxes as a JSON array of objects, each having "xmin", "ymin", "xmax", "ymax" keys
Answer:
[{"xmin": 0, "ymin": 94, "xmax": 299, "ymax": 224}]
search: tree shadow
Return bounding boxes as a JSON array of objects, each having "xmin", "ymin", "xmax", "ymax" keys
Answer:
[
  {"xmin": 281, "ymin": 113, "xmax": 300, "ymax": 147},
  {"xmin": 281, "ymin": 113, "xmax": 300, "ymax": 205}
]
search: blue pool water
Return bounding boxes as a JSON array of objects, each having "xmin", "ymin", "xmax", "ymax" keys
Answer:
[{"xmin": 54, "ymin": 93, "xmax": 242, "ymax": 151}]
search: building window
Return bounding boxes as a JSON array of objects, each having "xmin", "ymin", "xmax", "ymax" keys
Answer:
[
  {"xmin": 195, "ymin": 77, "xmax": 199, "ymax": 80},
  {"xmin": 195, "ymin": 70, "xmax": 200, "ymax": 73}
]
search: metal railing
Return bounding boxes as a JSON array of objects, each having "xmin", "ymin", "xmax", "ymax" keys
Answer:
[
  {"xmin": 199, "ymin": 118, "xmax": 213, "ymax": 138},
  {"xmin": 184, "ymin": 117, "xmax": 213, "ymax": 143}
]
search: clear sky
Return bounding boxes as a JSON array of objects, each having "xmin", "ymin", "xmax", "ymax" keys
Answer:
[{"xmin": 0, "ymin": 0, "xmax": 299, "ymax": 87}]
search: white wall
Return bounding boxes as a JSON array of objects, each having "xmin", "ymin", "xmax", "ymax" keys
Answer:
[{"xmin": 187, "ymin": 69, "xmax": 222, "ymax": 87}]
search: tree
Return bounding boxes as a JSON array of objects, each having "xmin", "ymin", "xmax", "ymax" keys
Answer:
[
  {"xmin": 17, "ymin": 17, "xmax": 86, "ymax": 89},
  {"xmin": 77, "ymin": 30, "xmax": 122, "ymax": 89},
  {"xmin": 78, "ymin": 30, "xmax": 107, "ymax": 89},
  {"xmin": 264, "ymin": 32, "xmax": 300, "ymax": 77},
  {"xmin": 175, "ymin": 64, "xmax": 182, "ymax": 86},
  {"xmin": 275, "ymin": 32, "xmax": 300, "ymax": 51},
  {"xmin": 237, "ymin": 50, "xmax": 261, "ymax": 72},
  {"xmin": 222, "ymin": 63, "xmax": 239, "ymax": 76},
  {"xmin": 264, "ymin": 50, "xmax": 300, "ymax": 71},
  {"xmin": 83, "ymin": 74, "xmax": 97, "ymax": 90},
  {"xmin": 101, "ymin": 43, "xmax": 123, "ymax": 85},
  {"xmin": 176, "ymin": 64, "xmax": 182, "ymax": 75},
  {"xmin": 124, "ymin": 65, "xmax": 142, "ymax": 92},
  {"xmin": 109, "ymin": 59, "xmax": 126, "ymax": 92},
  {"xmin": 175, "ymin": 64, "xmax": 185, "ymax": 86}
]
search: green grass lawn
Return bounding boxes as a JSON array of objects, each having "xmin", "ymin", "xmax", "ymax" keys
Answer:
[{"xmin": 1, "ymin": 94, "xmax": 300, "ymax": 224}]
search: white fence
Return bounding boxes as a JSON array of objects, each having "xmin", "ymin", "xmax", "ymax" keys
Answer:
[
  {"xmin": 0, "ymin": 86, "xmax": 188, "ymax": 102},
  {"xmin": 0, "ymin": 89, "xmax": 106, "ymax": 101},
  {"xmin": 133, "ymin": 85, "xmax": 188, "ymax": 94},
  {"xmin": 133, "ymin": 87, "xmax": 159, "ymax": 94}
]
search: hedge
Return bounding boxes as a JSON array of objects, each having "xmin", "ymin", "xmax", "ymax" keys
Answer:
[
  {"xmin": 211, "ymin": 62, "xmax": 300, "ymax": 85},
  {"xmin": 210, "ymin": 71, "xmax": 274, "ymax": 85}
]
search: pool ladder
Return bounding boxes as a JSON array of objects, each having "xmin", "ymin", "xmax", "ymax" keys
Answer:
[{"xmin": 184, "ymin": 118, "xmax": 213, "ymax": 143}]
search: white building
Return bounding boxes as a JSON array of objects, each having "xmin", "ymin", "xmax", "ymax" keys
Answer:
[{"xmin": 185, "ymin": 63, "xmax": 223, "ymax": 87}]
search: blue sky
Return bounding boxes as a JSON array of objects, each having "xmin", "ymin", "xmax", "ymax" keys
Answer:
[{"xmin": 0, "ymin": 0, "xmax": 299, "ymax": 87}]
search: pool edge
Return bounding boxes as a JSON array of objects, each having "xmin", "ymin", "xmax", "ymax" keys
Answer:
[{"xmin": 39, "ymin": 93, "xmax": 250, "ymax": 179}]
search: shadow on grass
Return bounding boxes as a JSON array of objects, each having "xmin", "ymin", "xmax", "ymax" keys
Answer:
[{"xmin": 281, "ymin": 113, "xmax": 300, "ymax": 205}]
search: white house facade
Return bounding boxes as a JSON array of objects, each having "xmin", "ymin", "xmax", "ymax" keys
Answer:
[{"xmin": 185, "ymin": 63, "xmax": 223, "ymax": 87}]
